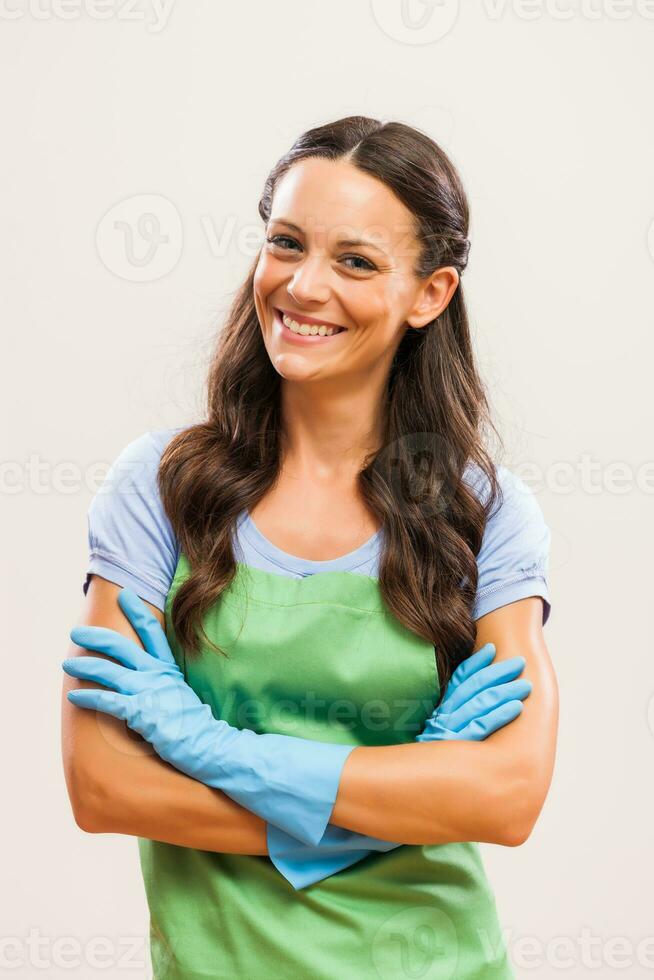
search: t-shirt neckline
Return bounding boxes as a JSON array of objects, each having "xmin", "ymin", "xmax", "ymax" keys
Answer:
[{"xmin": 237, "ymin": 510, "xmax": 383, "ymax": 575}]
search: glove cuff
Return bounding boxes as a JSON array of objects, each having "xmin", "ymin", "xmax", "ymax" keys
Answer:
[
  {"xmin": 267, "ymin": 822, "xmax": 400, "ymax": 890},
  {"xmin": 212, "ymin": 731, "xmax": 357, "ymax": 847}
]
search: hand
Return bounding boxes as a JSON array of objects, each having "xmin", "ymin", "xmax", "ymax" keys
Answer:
[
  {"xmin": 417, "ymin": 642, "xmax": 531, "ymax": 742},
  {"xmin": 63, "ymin": 590, "xmax": 223, "ymax": 765}
]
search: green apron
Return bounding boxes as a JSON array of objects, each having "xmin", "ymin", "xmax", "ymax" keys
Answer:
[{"xmin": 138, "ymin": 555, "xmax": 515, "ymax": 980}]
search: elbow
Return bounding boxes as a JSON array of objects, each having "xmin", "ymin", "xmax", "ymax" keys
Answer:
[
  {"xmin": 72, "ymin": 802, "xmax": 102, "ymax": 834},
  {"xmin": 490, "ymin": 766, "xmax": 547, "ymax": 847},
  {"xmin": 484, "ymin": 812, "xmax": 530, "ymax": 848},
  {"xmin": 70, "ymin": 788, "xmax": 106, "ymax": 834},
  {"xmin": 63, "ymin": 761, "xmax": 110, "ymax": 834},
  {"xmin": 497, "ymin": 819, "xmax": 533, "ymax": 848}
]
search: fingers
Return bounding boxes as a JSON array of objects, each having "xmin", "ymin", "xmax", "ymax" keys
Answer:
[
  {"xmin": 66, "ymin": 688, "xmax": 129, "ymax": 718},
  {"xmin": 441, "ymin": 655, "xmax": 527, "ymax": 714},
  {"xmin": 62, "ymin": 655, "xmax": 143, "ymax": 694},
  {"xmin": 447, "ymin": 643, "xmax": 496, "ymax": 692},
  {"xmin": 69, "ymin": 624, "xmax": 146, "ymax": 670},
  {"xmin": 117, "ymin": 588, "xmax": 176, "ymax": 665},
  {"xmin": 445, "ymin": 678, "xmax": 532, "ymax": 732},
  {"xmin": 67, "ymin": 589, "xmax": 173, "ymax": 674},
  {"xmin": 456, "ymin": 700, "xmax": 524, "ymax": 739}
]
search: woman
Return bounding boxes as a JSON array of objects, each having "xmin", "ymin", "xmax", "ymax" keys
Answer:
[{"xmin": 61, "ymin": 116, "xmax": 558, "ymax": 979}]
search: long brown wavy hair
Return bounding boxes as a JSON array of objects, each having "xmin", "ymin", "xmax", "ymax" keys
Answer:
[{"xmin": 158, "ymin": 115, "xmax": 504, "ymax": 702}]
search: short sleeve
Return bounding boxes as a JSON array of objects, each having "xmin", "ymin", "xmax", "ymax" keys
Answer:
[
  {"xmin": 83, "ymin": 429, "xmax": 184, "ymax": 611},
  {"xmin": 470, "ymin": 464, "xmax": 552, "ymax": 625}
]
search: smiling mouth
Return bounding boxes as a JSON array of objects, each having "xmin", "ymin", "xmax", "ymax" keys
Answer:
[{"xmin": 274, "ymin": 308, "xmax": 348, "ymax": 340}]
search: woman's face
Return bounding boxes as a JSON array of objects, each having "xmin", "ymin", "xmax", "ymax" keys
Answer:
[{"xmin": 253, "ymin": 157, "xmax": 458, "ymax": 386}]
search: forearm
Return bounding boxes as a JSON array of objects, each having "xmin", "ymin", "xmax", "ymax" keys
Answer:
[
  {"xmin": 75, "ymin": 727, "xmax": 268, "ymax": 855},
  {"xmin": 330, "ymin": 739, "xmax": 525, "ymax": 846}
]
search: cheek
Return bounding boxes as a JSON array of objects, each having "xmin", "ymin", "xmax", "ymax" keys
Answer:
[
  {"xmin": 253, "ymin": 255, "xmax": 270, "ymax": 298},
  {"xmin": 253, "ymin": 253, "xmax": 285, "ymax": 301},
  {"xmin": 348, "ymin": 285, "xmax": 395, "ymax": 335}
]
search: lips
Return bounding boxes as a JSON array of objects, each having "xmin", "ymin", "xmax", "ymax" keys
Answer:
[
  {"xmin": 273, "ymin": 307, "xmax": 347, "ymax": 344},
  {"xmin": 276, "ymin": 308, "xmax": 347, "ymax": 333}
]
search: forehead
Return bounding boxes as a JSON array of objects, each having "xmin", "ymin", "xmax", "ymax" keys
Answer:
[{"xmin": 269, "ymin": 157, "xmax": 419, "ymax": 260}]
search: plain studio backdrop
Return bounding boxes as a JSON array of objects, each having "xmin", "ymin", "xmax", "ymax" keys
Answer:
[{"xmin": 2, "ymin": 2, "xmax": 652, "ymax": 977}]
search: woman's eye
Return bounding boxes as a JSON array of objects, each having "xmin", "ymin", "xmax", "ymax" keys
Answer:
[
  {"xmin": 342, "ymin": 255, "xmax": 376, "ymax": 272},
  {"xmin": 266, "ymin": 235, "xmax": 300, "ymax": 251}
]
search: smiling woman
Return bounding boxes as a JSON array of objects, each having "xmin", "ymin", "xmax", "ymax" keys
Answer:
[{"xmin": 62, "ymin": 115, "xmax": 557, "ymax": 980}]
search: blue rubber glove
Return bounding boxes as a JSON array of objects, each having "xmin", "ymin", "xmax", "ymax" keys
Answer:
[
  {"xmin": 267, "ymin": 643, "xmax": 532, "ymax": 888},
  {"xmin": 63, "ymin": 587, "xmax": 355, "ymax": 847}
]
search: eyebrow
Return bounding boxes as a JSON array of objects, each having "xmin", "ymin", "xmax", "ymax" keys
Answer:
[{"xmin": 269, "ymin": 219, "xmax": 389, "ymax": 255}]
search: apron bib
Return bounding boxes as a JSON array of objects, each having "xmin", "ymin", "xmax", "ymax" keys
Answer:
[{"xmin": 138, "ymin": 555, "xmax": 515, "ymax": 980}]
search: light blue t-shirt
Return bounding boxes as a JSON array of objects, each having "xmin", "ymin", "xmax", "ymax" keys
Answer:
[{"xmin": 83, "ymin": 427, "xmax": 552, "ymax": 626}]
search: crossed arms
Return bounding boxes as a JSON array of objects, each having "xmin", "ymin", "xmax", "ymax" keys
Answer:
[{"xmin": 61, "ymin": 574, "xmax": 559, "ymax": 852}]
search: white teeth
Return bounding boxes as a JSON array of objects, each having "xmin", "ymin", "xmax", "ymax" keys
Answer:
[{"xmin": 281, "ymin": 312, "xmax": 343, "ymax": 337}]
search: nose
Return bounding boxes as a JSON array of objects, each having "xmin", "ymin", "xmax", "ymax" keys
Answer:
[{"xmin": 286, "ymin": 253, "xmax": 331, "ymax": 307}]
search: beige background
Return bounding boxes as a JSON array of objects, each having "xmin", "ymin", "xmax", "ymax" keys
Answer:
[{"xmin": 2, "ymin": 1, "xmax": 653, "ymax": 976}]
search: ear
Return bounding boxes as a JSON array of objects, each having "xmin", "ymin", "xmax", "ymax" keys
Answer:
[{"xmin": 406, "ymin": 266, "xmax": 460, "ymax": 329}]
